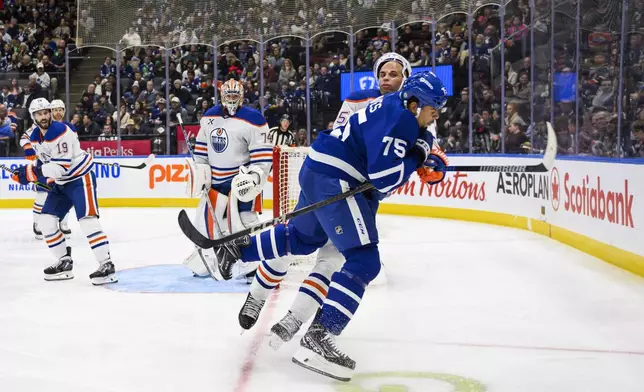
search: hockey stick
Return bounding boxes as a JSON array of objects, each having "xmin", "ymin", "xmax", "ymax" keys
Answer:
[
  {"xmin": 177, "ymin": 122, "xmax": 558, "ymax": 249},
  {"xmin": 442, "ymin": 121, "xmax": 557, "ymax": 172},
  {"xmin": 0, "ymin": 164, "xmax": 52, "ymax": 191},
  {"xmin": 94, "ymin": 153, "xmax": 156, "ymax": 169},
  {"xmin": 178, "ymin": 182, "xmax": 375, "ymax": 249}
]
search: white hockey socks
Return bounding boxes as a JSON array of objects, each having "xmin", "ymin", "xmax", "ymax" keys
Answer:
[
  {"xmin": 79, "ymin": 217, "xmax": 111, "ymax": 264},
  {"xmin": 40, "ymin": 214, "xmax": 68, "ymax": 260},
  {"xmin": 33, "ymin": 191, "xmax": 47, "ymax": 227},
  {"xmin": 250, "ymin": 258, "xmax": 290, "ymax": 301}
]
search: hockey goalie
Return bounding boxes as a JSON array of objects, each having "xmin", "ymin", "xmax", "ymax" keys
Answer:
[{"xmin": 183, "ymin": 79, "xmax": 272, "ymax": 280}]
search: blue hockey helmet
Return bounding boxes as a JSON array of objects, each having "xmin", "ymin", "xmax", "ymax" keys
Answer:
[{"xmin": 400, "ymin": 71, "xmax": 448, "ymax": 110}]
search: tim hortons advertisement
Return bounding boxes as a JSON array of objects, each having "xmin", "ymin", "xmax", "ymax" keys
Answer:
[{"xmin": 81, "ymin": 140, "xmax": 151, "ymax": 156}]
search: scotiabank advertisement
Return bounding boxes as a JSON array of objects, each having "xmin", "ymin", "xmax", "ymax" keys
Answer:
[{"xmin": 0, "ymin": 156, "xmax": 642, "ymax": 257}]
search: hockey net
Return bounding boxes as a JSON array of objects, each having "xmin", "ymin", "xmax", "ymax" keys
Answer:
[{"xmin": 271, "ymin": 146, "xmax": 317, "ymax": 276}]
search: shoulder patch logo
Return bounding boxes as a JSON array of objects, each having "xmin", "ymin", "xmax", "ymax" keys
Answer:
[{"xmin": 211, "ymin": 128, "xmax": 229, "ymax": 153}]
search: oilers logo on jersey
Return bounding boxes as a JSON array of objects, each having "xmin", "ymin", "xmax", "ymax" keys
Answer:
[{"xmin": 211, "ymin": 128, "xmax": 229, "ymax": 153}]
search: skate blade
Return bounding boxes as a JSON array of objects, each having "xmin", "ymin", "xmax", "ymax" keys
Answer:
[
  {"xmin": 35, "ymin": 235, "xmax": 43, "ymax": 240},
  {"xmin": 44, "ymin": 272, "xmax": 74, "ymax": 281},
  {"xmin": 91, "ymin": 275, "xmax": 118, "ymax": 286},
  {"xmin": 198, "ymin": 250, "xmax": 220, "ymax": 281},
  {"xmin": 292, "ymin": 347, "xmax": 353, "ymax": 382},
  {"xmin": 268, "ymin": 333, "xmax": 286, "ymax": 351}
]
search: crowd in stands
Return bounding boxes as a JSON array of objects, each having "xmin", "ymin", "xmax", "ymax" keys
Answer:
[{"xmin": 1, "ymin": 0, "xmax": 642, "ymax": 158}]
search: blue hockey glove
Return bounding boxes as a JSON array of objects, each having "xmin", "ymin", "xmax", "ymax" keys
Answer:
[
  {"xmin": 12, "ymin": 164, "xmax": 44, "ymax": 186},
  {"xmin": 411, "ymin": 129, "xmax": 435, "ymax": 166}
]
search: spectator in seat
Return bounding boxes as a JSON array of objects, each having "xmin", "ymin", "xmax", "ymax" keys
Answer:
[
  {"xmin": 79, "ymin": 114, "xmax": 102, "ymax": 139},
  {"xmin": 328, "ymin": 55, "xmax": 345, "ymax": 75},
  {"xmin": 262, "ymin": 58, "xmax": 278, "ymax": 84},
  {"xmin": 50, "ymin": 45, "xmax": 65, "ymax": 70},
  {"xmin": 139, "ymin": 56, "xmax": 155, "ymax": 80},
  {"xmin": 17, "ymin": 55, "xmax": 36, "ymax": 74},
  {"xmin": 98, "ymin": 116, "xmax": 117, "ymax": 141},
  {"xmin": 138, "ymin": 80, "xmax": 159, "ymax": 109},
  {"xmin": 193, "ymin": 99, "xmax": 212, "ymax": 122},
  {"xmin": 505, "ymin": 103, "xmax": 526, "ymax": 127},
  {"xmin": 170, "ymin": 79, "xmax": 191, "ymax": 105},
  {"xmin": 41, "ymin": 55, "xmax": 57, "ymax": 73},
  {"xmin": 31, "ymin": 63, "xmax": 51, "ymax": 90},
  {"xmin": 90, "ymin": 101, "xmax": 108, "ymax": 127},
  {"xmin": 0, "ymin": 104, "xmax": 17, "ymax": 156},
  {"xmin": 445, "ymin": 88, "xmax": 471, "ymax": 131},
  {"xmin": 513, "ymin": 73, "xmax": 531, "ymax": 100},
  {"xmin": 167, "ymin": 62, "xmax": 182, "ymax": 85},
  {"xmin": 505, "ymin": 122, "xmax": 529, "ymax": 154},
  {"xmin": 112, "ymin": 103, "xmax": 131, "ymax": 132},
  {"xmin": 278, "ymin": 58, "xmax": 297, "ymax": 85},
  {"xmin": 70, "ymin": 113, "xmax": 82, "ymax": 130},
  {"xmin": 151, "ymin": 98, "xmax": 167, "ymax": 128},
  {"xmin": 295, "ymin": 128, "xmax": 308, "ymax": 147},
  {"xmin": 169, "ymin": 97, "xmax": 188, "ymax": 126},
  {"xmin": 242, "ymin": 57, "xmax": 259, "ymax": 83},
  {"xmin": 16, "ymin": 76, "xmax": 48, "ymax": 111},
  {"xmin": 592, "ymin": 78, "xmax": 615, "ymax": 109},
  {"xmin": 122, "ymin": 119, "xmax": 139, "ymax": 137},
  {"xmin": 100, "ymin": 56, "xmax": 116, "ymax": 78},
  {"xmin": 98, "ymin": 94, "xmax": 115, "ymax": 115},
  {"xmin": 626, "ymin": 120, "xmax": 644, "ymax": 157}
]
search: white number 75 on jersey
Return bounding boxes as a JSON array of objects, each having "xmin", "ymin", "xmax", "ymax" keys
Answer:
[{"xmin": 382, "ymin": 136, "xmax": 406, "ymax": 158}]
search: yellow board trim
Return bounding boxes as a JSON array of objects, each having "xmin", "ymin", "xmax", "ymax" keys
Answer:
[{"xmin": 1, "ymin": 198, "xmax": 642, "ymax": 278}]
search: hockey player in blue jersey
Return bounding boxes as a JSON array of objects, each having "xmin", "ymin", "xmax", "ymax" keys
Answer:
[
  {"xmin": 12, "ymin": 99, "xmax": 117, "ymax": 285},
  {"xmin": 266, "ymin": 52, "xmax": 413, "ymax": 350},
  {"xmin": 210, "ymin": 71, "xmax": 450, "ymax": 381}
]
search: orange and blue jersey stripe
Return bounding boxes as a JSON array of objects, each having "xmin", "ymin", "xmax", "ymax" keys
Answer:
[
  {"xmin": 194, "ymin": 141, "xmax": 208, "ymax": 158},
  {"xmin": 45, "ymin": 230, "xmax": 65, "ymax": 249},
  {"xmin": 59, "ymin": 154, "xmax": 94, "ymax": 183},
  {"xmin": 211, "ymin": 164, "xmax": 240, "ymax": 185},
  {"xmin": 249, "ymin": 147, "xmax": 273, "ymax": 165},
  {"xmin": 87, "ymin": 231, "xmax": 109, "ymax": 250}
]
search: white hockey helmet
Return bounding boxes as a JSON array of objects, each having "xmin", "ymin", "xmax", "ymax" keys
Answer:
[
  {"xmin": 373, "ymin": 52, "xmax": 412, "ymax": 91},
  {"xmin": 220, "ymin": 79, "xmax": 244, "ymax": 116},
  {"xmin": 29, "ymin": 98, "xmax": 51, "ymax": 121},
  {"xmin": 50, "ymin": 99, "xmax": 66, "ymax": 110}
]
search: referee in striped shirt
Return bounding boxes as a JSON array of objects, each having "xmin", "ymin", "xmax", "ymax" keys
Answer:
[{"xmin": 267, "ymin": 114, "xmax": 296, "ymax": 146}]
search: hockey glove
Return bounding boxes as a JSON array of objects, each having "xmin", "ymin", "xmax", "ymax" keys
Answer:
[
  {"xmin": 417, "ymin": 148, "xmax": 449, "ymax": 185},
  {"xmin": 231, "ymin": 166, "xmax": 263, "ymax": 203},
  {"xmin": 12, "ymin": 163, "xmax": 43, "ymax": 185},
  {"xmin": 411, "ymin": 129, "xmax": 435, "ymax": 166}
]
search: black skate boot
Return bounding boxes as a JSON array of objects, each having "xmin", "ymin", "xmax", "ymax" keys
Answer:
[
  {"xmin": 244, "ymin": 268, "xmax": 257, "ymax": 284},
  {"xmin": 44, "ymin": 246, "xmax": 73, "ymax": 281},
  {"xmin": 269, "ymin": 311, "xmax": 303, "ymax": 350},
  {"xmin": 33, "ymin": 223, "xmax": 43, "ymax": 240},
  {"xmin": 215, "ymin": 235, "xmax": 250, "ymax": 280},
  {"xmin": 238, "ymin": 293, "xmax": 266, "ymax": 330},
  {"xmin": 292, "ymin": 323, "xmax": 356, "ymax": 382},
  {"xmin": 89, "ymin": 261, "xmax": 118, "ymax": 285}
]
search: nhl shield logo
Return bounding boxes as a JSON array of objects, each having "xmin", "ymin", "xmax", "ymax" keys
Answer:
[
  {"xmin": 335, "ymin": 226, "xmax": 343, "ymax": 235},
  {"xmin": 211, "ymin": 128, "xmax": 229, "ymax": 153}
]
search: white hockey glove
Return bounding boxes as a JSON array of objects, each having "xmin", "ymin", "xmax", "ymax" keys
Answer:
[
  {"xmin": 231, "ymin": 165, "xmax": 263, "ymax": 203},
  {"xmin": 186, "ymin": 159, "xmax": 211, "ymax": 198}
]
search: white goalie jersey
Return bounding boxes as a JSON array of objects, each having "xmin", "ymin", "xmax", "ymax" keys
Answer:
[{"xmin": 194, "ymin": 104, "xmax": 272, "ymax": 194}]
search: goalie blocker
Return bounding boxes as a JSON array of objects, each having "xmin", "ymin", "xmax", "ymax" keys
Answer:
[{"xmin": 183, "ymin": 159, "xmax": 263, "ymax": 280}]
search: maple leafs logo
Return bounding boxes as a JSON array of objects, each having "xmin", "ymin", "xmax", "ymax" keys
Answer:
[{"xmin": 550, "ymin": 167, "xmax": 560, "ymax": 211}]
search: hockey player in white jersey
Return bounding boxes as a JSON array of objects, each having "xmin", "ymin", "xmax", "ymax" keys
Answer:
[
  {"xmin": 22, "ymin": 99, "xmax": 76, "ymax": 240},
  {"xmin": 201, "ymin": 71, "xmax": 449, "ymax": 381},
  {"xmin": 11, "ymin": 98, "xmax": 117, "ymax": 285},
  {"xmin": 267, "ymin": 52, "xmax": 413, "ymax": 349},
  {"xmin": 183, "ymin": 79, "xmax": 272, "ymax": 280}
]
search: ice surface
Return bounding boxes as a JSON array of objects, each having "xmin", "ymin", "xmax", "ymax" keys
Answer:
[{"xmin": 1, "ymin": 208, "xmax": 644, "ymax": 392}]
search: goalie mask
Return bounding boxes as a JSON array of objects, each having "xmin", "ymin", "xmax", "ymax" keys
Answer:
[{"xmin": 220, "ymin": 79, "xmax": 244, "ymax": 116}]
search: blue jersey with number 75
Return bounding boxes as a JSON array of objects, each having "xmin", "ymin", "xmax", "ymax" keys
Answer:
[{"xmin": 304, "ymin": 92, "xmax": 423, "ymax": 193}]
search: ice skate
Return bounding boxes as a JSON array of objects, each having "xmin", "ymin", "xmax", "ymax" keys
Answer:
[
  {"xmin": 292, "ymin": 323, "xmax": 355, "ymax": 382},
  {"xmin": 89, "ymin": 261, "xmax": 118, "ymax": 285},
  {"xmin": 44, "ymin": 246, "xmax": 73, "ymax": 281},
  {"xmin": 214, "ymin": 236, "xmax": 249, "ymax": 280},
  {"xmin": 238, "ymin": 292, "xmax": 265, "ymax": 330},
  {"xmin": 269, "ymin": 311, "xmax": 303, "ymax": 350}
]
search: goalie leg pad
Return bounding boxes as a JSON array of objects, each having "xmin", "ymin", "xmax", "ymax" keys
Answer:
[{"xmin": 186, "ymin": 159, "xmax": 211, "ymax": 198}]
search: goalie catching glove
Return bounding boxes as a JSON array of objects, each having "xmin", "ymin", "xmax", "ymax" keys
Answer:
[{"xmin": 232, "ymin": 165, "xmax": 264, "ymax": 203}]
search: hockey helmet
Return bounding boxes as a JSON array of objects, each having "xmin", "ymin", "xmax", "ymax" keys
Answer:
[
  {"xmin": 50, "ymin": 99, "xmax": 66, "ymax": 110},
  {"xmin": 400, "ymin": 71, "xmax": 448, "ymax": 110},
  {"xmin": 373, "ymin": 52, "xmax": 412, "ymax": 91},
  {"xmin": 220, "ymin": 79, "xmax": 244, "ymax": 116},
  {"xmin": 29, "ymin": 97, "xmax": 51, "ymax": 122}
]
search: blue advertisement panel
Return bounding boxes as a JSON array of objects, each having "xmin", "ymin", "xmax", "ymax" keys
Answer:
[{"xmin": 340, "ymin": 65, "xmax": 454, "ymax": 100}]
